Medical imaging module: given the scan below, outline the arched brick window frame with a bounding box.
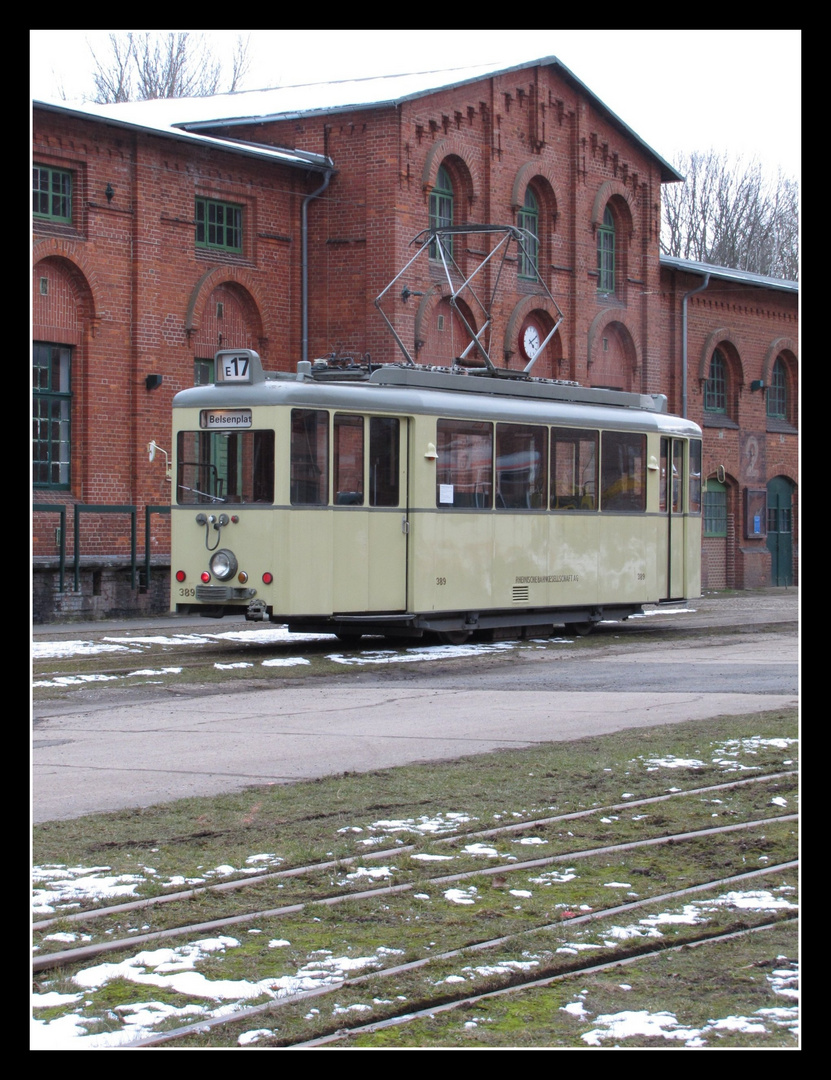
[186,267,268,349]
[503,295,564,377]
[762,337,798,427]
[511,162,558,283]
[32,241,99,496]
[698,329,744,422]
[587,307,642,391]
[422,137,481,205]
[590,181,635,302]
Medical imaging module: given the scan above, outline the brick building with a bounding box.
[32,57,798,621]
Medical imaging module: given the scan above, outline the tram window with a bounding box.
[291,409,328,505]
[436,419,493,508]
[176,430,274,505]
[495,424,547,509]
[672,440,684,513]
[550,428,597,510]
[689,440,702,514]
[369,417,400,506]
[600,431,646,512]
[334,414,364,505]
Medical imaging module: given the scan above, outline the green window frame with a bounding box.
[704,479,727,537]
[194,357,216,386]
[767,357,787,420]
[33,342,71,489]
[518,187,539,279]
[705,349,727,413]
[33,166,72,223]
[429,165,454,259]
[597,206,615,294]
[195,197,243,253]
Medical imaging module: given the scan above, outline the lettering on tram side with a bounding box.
[515,574,579,583]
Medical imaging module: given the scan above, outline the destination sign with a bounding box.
[216,353,253,382]
[200,409,252,430]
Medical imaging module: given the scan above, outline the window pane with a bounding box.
[689,440,702,513]
[704,481,727,536]
[551,427,597,510]
[429,165,453,258]
[290,409,328,505]
[33,167,71,222]
[369,417,400,506]
[177,430,274,505]
[600,431,646,512]
[334,414,364,505]
[496,424,547,509]
[518,188,539,278]
[436,419,492,507]
[705,349,727,412]
[32,342,71,488]
[767,358,787,419]
[195,198,243,252]
[597,206,615,293]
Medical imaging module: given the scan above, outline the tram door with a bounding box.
[659,437,687,600]
[332,415,409,612]
[766,476,794,586]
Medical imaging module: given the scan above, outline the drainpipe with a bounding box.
[301,168,334,365]
[681,272,710,418]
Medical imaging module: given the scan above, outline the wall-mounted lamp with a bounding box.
[401,286,425,303]
[750,379,765,392]
[105,183,114,203]
[145,374,163,391]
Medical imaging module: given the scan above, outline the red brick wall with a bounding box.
[33,111,319,559]
[33,64,798,593]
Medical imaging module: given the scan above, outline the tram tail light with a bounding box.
[262,572,273,584]
[175,570,186,583]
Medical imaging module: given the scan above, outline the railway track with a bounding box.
[33,770,799,1048]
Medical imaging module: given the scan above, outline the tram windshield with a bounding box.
[176,430,275,504]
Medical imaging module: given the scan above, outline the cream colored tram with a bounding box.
[170,350,702,642]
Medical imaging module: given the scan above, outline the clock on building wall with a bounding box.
[519,320,542,361]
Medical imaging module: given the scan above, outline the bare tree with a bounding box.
[661,151,798,281]
[89,32,251,103]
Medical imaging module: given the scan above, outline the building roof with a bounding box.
[35,57,682,182]
[660,255,798,294]
[32,99,334,173]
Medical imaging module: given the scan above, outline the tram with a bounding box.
[169,349,702,642]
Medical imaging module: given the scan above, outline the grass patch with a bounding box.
[32,708,798,1049]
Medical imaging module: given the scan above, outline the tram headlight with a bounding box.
[209,548,239,581]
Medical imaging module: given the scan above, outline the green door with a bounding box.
[766,476,793,586]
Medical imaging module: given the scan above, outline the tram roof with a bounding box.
[173,364,702,437]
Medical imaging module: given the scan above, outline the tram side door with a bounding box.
[660,437,686,600]
[332,415,409,612]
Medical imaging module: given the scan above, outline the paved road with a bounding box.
[32,590,799,822]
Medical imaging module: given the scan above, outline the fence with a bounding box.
[32,503,171,593]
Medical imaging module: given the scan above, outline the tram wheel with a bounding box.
[436,630,471,645]
[564,622,593,637]
[335,632,363,645]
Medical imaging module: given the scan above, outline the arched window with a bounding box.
[705,348,727,413]
[597,206,615,294]
[33,341,72,488]
[429,165,453,258]
[518,187,539,278]
[767,357,787,419]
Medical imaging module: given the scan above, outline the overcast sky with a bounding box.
[30,29,800,179]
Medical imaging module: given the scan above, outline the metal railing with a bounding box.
[33,503,170,593]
